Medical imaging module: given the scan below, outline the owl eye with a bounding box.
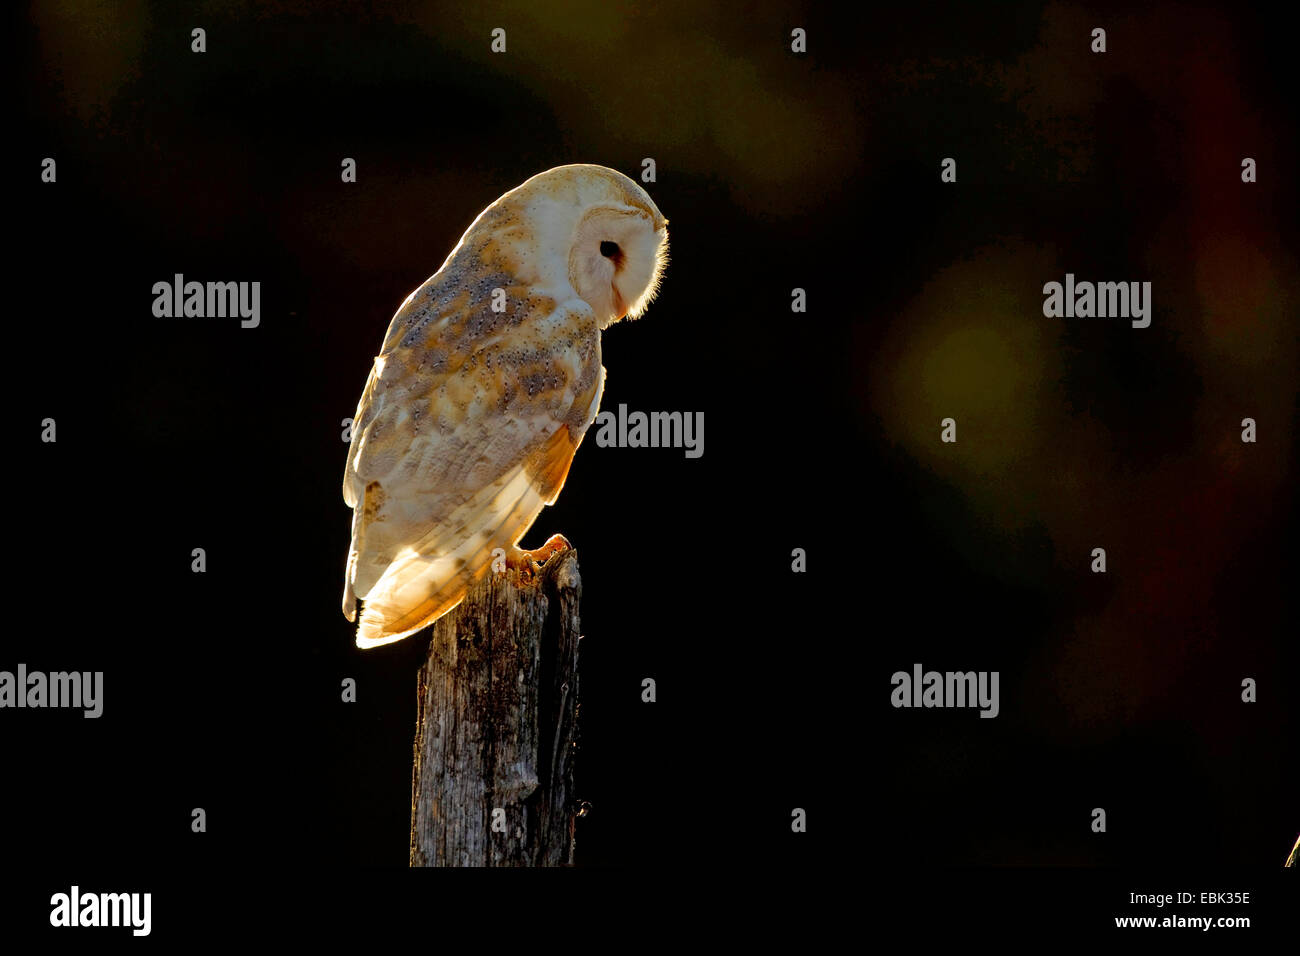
[599,241,621,260]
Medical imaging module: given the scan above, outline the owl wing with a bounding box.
[343,283,604,649]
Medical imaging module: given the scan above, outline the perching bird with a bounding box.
[342,164,668,648]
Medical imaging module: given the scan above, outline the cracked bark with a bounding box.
[409,548,582,866]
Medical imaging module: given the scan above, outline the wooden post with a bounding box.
[409,548,582,866]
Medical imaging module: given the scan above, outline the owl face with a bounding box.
[569,205,668,328]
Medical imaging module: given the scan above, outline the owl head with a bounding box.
[504,164,668,330]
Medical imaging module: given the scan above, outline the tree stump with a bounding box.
[409,548,582,866]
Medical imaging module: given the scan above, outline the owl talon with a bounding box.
[506,534,572,579]
[531,533,572,568]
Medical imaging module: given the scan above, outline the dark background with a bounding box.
[8,0,1297,931]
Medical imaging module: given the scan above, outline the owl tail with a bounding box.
[354,560,479,648]
[353,466,551,649]
[350,424,581,649]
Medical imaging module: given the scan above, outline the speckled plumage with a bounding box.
[343,165,668,648]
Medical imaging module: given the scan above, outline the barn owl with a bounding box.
[342,164,668,648]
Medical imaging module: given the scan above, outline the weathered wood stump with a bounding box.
[409,548,582,866]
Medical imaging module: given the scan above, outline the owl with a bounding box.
[342,164,668,648]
